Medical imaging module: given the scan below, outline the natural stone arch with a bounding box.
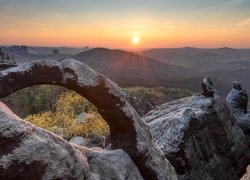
[0,58,176,180]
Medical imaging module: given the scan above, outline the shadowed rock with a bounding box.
[226,81,248,114]
[0,102,143,179]
[227,81,250,147]
[241,165,250,180]
[0,59,177,180]
[144,101,155,114]
[201,77,214,97]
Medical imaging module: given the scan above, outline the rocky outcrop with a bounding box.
[201,77,214,97]
[230,109,250,148]
[0,59,177,179]
[227,81,250,147]
[241,165,250,180]
[226,81,248,114]
[0,102,143,179]
[143,94,250,180]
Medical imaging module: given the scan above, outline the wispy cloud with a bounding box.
[194,0,241,15]
[237,18,250,27]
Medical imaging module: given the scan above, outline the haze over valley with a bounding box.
[2,45,249,96]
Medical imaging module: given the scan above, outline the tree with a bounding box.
[25,91,109,140]
[0,51,5,61]
[6,53,10,61]
[11,54,16,64]
[52,49,59,55]
[0,48,3,62]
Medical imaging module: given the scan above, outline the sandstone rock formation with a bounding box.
[69,136,87,146]
[124,93,144,116]
[241,165,250,180]
[227,81,250,147]
[143,94,250,180]
[201,77,214,97]
[0,59,177,180]
[70,134,110,149]
[0,102,143,179]
[227,81,248,114]
[144,101,155,114]
[230,108,250,148]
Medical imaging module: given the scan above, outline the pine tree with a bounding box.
[0,49,3,63]
[1,51,5,61]
[6,53,10,61]
[11,54,16,64]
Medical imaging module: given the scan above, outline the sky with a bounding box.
[0,0,250,48]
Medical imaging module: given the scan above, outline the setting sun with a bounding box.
[132,37,140,45]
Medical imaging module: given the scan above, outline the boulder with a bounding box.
[201,77,214,97]
[226,81,248,114]
[143,94,250,180]
[69,136,87,146]
[0,59,177,179]
[0,102,143,179]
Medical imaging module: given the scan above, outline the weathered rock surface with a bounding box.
[227,81,250,147]
[230,109,250,148]
[144,101,155,115]
[143,94,250,180]
[0,59,177,179]
[201,77,214,97]
[124,93,144,116]
[0,102,143,179]
[70,135,110,149]
[226,81,248,114]
[69,136,87,146]
[241,165,250,180]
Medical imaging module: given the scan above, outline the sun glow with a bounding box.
[132,36,140,45]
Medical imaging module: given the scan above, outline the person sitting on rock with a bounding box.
[226,81,248,113]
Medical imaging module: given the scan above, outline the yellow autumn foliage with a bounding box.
[25,91,109,139]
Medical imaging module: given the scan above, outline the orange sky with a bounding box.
[1,0,250,48]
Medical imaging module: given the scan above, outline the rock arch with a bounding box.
[0,58,176,180]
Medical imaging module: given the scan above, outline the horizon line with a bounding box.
[1,44,250,50]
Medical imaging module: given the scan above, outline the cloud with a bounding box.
[195,0,241,15]
[237,18,250,27]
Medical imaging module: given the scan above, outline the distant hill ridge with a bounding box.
[74,47,199,87]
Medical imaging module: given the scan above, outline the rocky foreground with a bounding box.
[0,102,144,179]
[0,59,250,180]
[144,94,250,179]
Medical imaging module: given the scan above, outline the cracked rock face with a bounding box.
[0,59,177,180]
[143,94,250,180]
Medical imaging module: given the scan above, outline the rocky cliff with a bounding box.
[144,94,250,180]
